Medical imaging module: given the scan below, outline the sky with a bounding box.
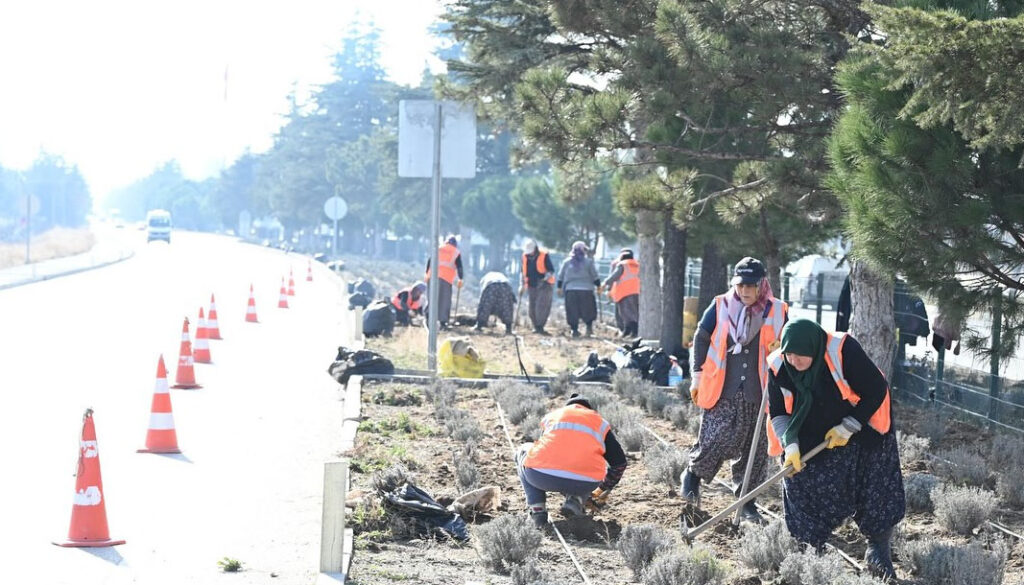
[0,0,445,202]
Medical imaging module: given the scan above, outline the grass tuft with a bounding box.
[475,514,543,574]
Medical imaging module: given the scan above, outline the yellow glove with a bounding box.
[783,444,804,475]
[585,488,610,513]
[457,279,464,289]
[824,418,858,449]
[557,288,564,298]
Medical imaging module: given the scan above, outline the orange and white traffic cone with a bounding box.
[193,307,211,364]
[306,260,313,282]
[138,355,181,454]
[54,409,126,547]
[207,293,222,339]
[172,317,202,389]
[288,268,296,297]
[277,277,289,309]
[246,284,259,323]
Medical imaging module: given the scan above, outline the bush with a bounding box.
[455,458,480,493]
[644,388,672,417]
[443,410,484,444]
[601,401,642,430]
[935,445,990,487]
[372,464,415,494]
[996,472,1024,508]
[989,436,1024,469]
[664,405,690,430]
[904,473,939,512]
[510,558,543,585]
[612,369,651,406]
[492,380,546,425]
[896,431,930,465]
[476,514,543,573]
[585,387,617,411]
[932,484,997,535]
[736,519,799,577]
[617,524,674,580]
[642,545,727,585]
[519,412,543,441]
[547,370,573,397]
[778,549,844,585]
[917,408,947,444]
[426,380,457,410]
[905,538,1007,585]
[617,419,650,452]
[645,444,689,491]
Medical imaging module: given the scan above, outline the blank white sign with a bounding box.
[398,100,476,178]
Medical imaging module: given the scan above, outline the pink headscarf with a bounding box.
[725,278,774,353]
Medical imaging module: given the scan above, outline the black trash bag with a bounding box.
[573,351,618,383]
[347,277,376,298]
[646,348,671,386]
[382,482,469,542]
[327,346,395,384]
[348,291,372,310]
[362,300,396,338]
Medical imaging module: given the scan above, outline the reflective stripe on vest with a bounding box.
[523,251,555,285]
[524,405,609,482]
[764,333,892,456]
[610,259,640,302]
[695,296,787,410]
[427,244,460,284]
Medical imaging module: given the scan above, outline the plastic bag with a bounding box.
[382,482,469,542]
[438,337,485,378]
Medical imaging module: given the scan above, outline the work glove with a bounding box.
[519,284,526,295]
[824,417,861,449]
[596,285,604,295]
[457,279,464,289]
[557,288,564,298]
[585,488,610,513]
[783,443,804,475]
[689,373,701,403]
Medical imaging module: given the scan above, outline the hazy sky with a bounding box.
[0,0,445,201]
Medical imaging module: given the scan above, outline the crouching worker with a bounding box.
[767,319,904,581]
[391,282,427,326]
[473,271,517,334]
[516,394,627,529]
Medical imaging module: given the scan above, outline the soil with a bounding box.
[343,380,1024,585]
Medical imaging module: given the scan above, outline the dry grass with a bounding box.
[0,227,95,268]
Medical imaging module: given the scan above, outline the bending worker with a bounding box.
[473,271,517,335]
[391,282,426,326]
[520,239,556,335]
[602,248,640,338]
[424,235,464,329]
[767,318,904,580]
[683,257,787,524]
[516,394,627,528]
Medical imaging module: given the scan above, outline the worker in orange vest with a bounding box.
[602,248,640,337]
[391,282,427,326]
[683,257,787,524]
[767,318,902,580]
[424,235,464,329]
[520,239,556,335]
[516,394,628,528]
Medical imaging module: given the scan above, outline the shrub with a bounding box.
[617,419,650,452]
[737,519,799,577]
[547,370,573,397]
[904,473,939,512]
[372,464,415,494]
[932,484,997,535]
[989,436,1024,469]
[778,549,844,585]
[896,431,930,465]
[585,387,617,411]
[476,514,543,573]
[645,444,689,491]
[935,445,990,487]
[642,545,728,585]
[510,558,543,585]
[519,412,543,441]
[612,369,651,406]
[443,410,484,444]
[426,380,457,410]
[617,524,674,580]
[493,381,546,425]
[917,408,947,444]
[601,401,642,430]
[996,472,1024,508]
[645,388,672,417]
[905,538,1007,585]
[664,405,691,430]
[455,458,479,493]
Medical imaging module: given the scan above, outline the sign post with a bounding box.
[323,196,348,258]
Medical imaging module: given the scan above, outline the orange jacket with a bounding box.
[391,289,421,312]
[764,332,893,456]
[522,251,555,286]
[609,259,640,302]
[695,295,787,410]
[524,404,609,482]
[426,243,460,285]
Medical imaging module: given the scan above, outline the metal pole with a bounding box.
[783,273,790,305]
[333,217,339,259]
[426,102,443,371]
[989,291,1002,421]
[815,273,824,324]
[25,192,31,264]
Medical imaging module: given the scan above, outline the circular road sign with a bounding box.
[323,196,348,221]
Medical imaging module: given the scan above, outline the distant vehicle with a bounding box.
[146,209,172,243]
[786,254,848,309]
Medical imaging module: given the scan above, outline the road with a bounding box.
[0,230,353,584]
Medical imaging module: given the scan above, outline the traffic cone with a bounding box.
[277,277,289,309]
[207,293,222,339]
[306,260,313,282]
[138,355,181,454]
[288,268,296,297]
[194,307,211,364]
[54,409,126,547]
[246,284,259,323]
[172,317,202,389]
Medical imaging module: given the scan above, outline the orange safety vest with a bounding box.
[391,289,421,312]
[764,332,893,456]
[695,295,788,410]
[522,251,555,285]
[524,404,610,482]
[610,259,640,302]
[426,243,460,285]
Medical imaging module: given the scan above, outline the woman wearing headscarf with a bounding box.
[473,271,517,334]
[391,282,427,326]
[766,318,904,580]
[557,241,600,337]
[682,257,787,524]
[602,248,640,337]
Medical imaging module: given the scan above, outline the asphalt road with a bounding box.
[0,230,353,584]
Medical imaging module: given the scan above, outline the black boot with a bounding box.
[864,528,897,581]
[505,322,513,334]
[739,499,766,525]
[529,508,548,529]
[681,468,701,503]
[571,327,581,338]
[585,322,593,337]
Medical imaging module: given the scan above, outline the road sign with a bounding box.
[398,100,476,178]
[323,196,348,221]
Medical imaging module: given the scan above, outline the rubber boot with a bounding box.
[571,327,581,338]
[505,322,513,335]
[739,499,766,525]
[681,468,701,503]
[529,506,549,529]
[585,323,593,337]
[559,495,585,517]
[864,528,897,581]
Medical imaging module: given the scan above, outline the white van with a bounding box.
[786,254,848,308]
[146,209,172,243]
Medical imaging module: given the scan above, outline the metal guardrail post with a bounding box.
[815,273,824,324]
[989,293,1002,421]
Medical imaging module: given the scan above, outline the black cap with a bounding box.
[731,257,766,285]
[565,393,593,410]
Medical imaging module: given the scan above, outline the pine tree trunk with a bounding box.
[699,241,726,314]
[849,260,896,376]
[661,220,687,356]
[636,209,663,340]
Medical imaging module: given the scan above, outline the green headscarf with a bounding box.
[779,318,828,446]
